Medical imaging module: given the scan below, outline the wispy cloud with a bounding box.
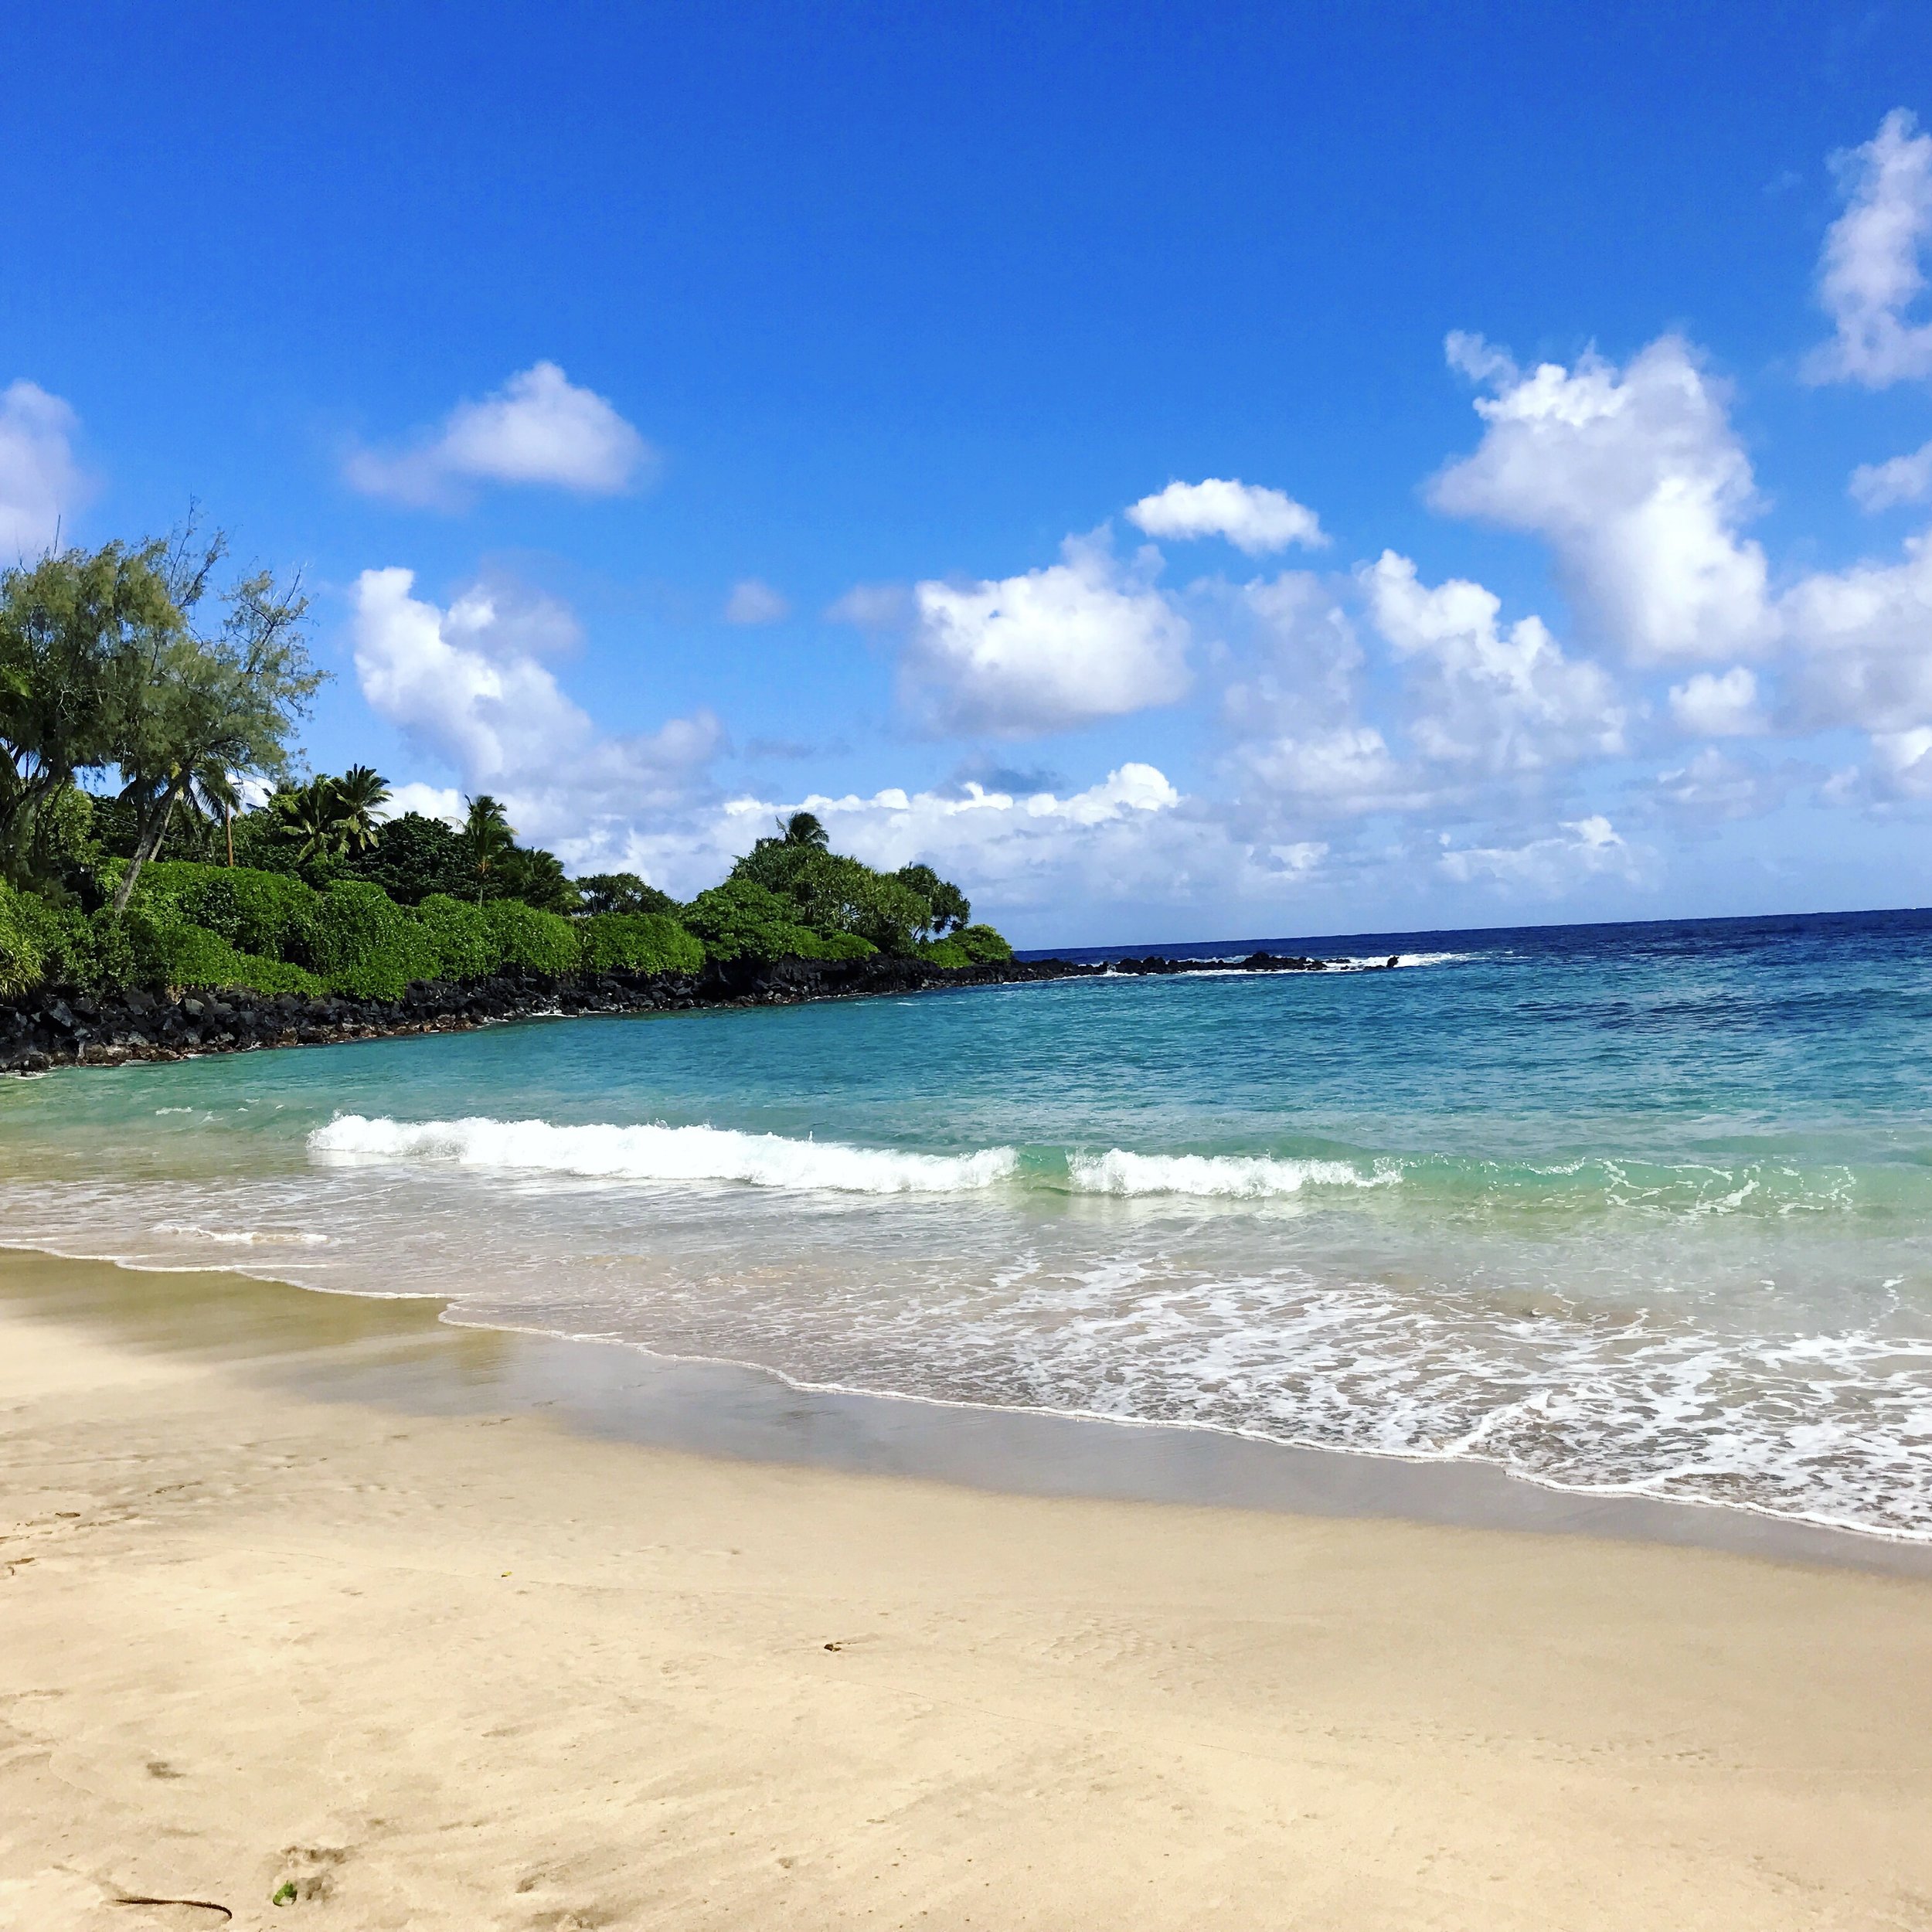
[0,379,87,559]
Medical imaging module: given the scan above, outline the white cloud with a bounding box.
[345,362,652,509]
[1363,551,1627,772]
[1437,814,1639,891]
[379,782,465,825]
[1649,747,1789,820]
[1443,329,1519,386]
[1430,335,1771,662]
[1234,724,1421,813]
[0,379,87,559]
[825,582,912,629]
[1668,666,1764,737]
[1850,440,1932,511]
[1805,110,1932,389]
[1126,478,1328,554]
[1212,572,1362,733]
[1869,727,1932,799]
[612,762,1203,911]
[1779,529,1932,734]
[903,532,1192,736]
[723,578,790,624]
[350,566,720,859]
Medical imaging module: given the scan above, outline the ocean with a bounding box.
[3,907,1930,1541]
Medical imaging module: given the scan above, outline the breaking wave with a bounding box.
[1066,1151,1398,1197]
[308,1114,1020,1194]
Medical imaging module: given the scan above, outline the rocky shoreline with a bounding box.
[0,947,1367,1075]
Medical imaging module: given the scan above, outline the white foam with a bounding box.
[1336,950,1473,970]
[1066,1150,1398,1197]
[308,1115,1020,1195]
[151,1222,331,1247]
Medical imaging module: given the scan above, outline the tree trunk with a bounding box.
[225,801,234,867]
[111,777,187,916]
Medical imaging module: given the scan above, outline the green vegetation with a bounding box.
[0,532,1012,1001]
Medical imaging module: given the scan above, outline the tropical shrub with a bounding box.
[134,861,321,964]
[157,920,325,995]
[730,844,933,953]
[0,882,91,995]
[415,894,499,981]
[798,930,876,961]
[308,881,439,1000]
[577,872,679,917]
[954,923,1014,963]
[491,845,579,913]
[341,812,471,905]
[577,911,704,975]
[916,939,973,969]
[681,878,821,964]
[481,897,581,976]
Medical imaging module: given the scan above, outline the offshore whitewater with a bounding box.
[2,909,1930,1540]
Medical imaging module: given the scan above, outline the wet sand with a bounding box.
[4,1248,1930,1929]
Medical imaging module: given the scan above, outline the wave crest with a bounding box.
[1066,1150,1396,1198]
[308,1115,1020,1195]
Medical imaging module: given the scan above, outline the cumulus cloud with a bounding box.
[611,762,1207,912]
[1775,529,1932,740]
[1805,110,1932,389]
[1363,551,1628,772]
[350,567,720,859]
[1233,724,1423,815]
[1212,572,1363,733]
[345,362,653,509]
[723,578,790,624]
[1868,727,1932,799]
[379,781,465,825]
[1437,814,1639,892]
[1850,440,1932,511]
[1648,747,1791,820]
[1668,666,1765,737]
[1430,335,1771,662]
[903,531,1192,736]
[1126,478,1328,554]
[0,379,87,559]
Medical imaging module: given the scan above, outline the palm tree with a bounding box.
[270,776,352,866]
[463,794,515,903]
[117,752,240,869]
[332,764,390,855]
[781,809,829,849]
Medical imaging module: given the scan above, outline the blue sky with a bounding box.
[4,2,1931,944]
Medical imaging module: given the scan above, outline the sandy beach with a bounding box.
[3,1252,1931,1931]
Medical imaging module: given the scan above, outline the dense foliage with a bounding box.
[0,537,1012,999]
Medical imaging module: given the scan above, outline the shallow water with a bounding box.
[3,907,1930,1539]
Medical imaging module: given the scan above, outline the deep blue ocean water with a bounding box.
[2,907,1929,1537]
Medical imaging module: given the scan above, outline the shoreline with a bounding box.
[0,945,1366,1077]
[4,1243,1931,1928]
[7,1242,1929,1576]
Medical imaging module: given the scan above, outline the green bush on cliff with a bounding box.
[680,878,822,964]
[795,930,876,962]
[307,881,440,1000]
[481,897,582,976]
[131,862,321,964]
[415,894,498,981]
[953,923,1014,964]
[0,883,91,996]
[578,910,704,976]
[915,939,974,969]
[153,920,325,996]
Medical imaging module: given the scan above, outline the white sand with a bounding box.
[3,1267,1930,1930]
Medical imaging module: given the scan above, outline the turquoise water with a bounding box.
[3,909,1930,1536]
